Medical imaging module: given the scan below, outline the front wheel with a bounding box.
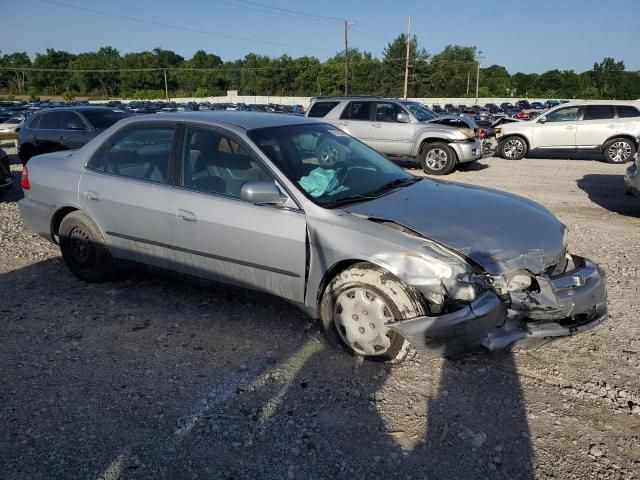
[59,211,116,283]
[320,263,428,364]
[499,136,528,160]
[603,138,636,164]
[419,142,457,175]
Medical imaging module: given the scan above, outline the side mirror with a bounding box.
[538,116,547,124]
[68,122,87,130]
[241,181,287,205]
[396,112,411,123]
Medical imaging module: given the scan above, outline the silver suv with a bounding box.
[306,96,482,175]
[495,101,640,163]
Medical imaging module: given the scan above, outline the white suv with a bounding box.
[495,101,640,163]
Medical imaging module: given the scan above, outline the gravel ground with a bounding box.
[1,154,639,480]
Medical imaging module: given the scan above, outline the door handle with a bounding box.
[372,123,381,128]
[177,209,197,223]
[565,126,576,130]
[339,121,349,126]
[84,190,100,201]
[607,124,616,128]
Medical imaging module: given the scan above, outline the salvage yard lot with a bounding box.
[1,155,639,479]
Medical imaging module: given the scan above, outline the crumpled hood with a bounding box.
[345,179,566,275]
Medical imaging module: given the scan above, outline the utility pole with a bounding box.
[403,16,412,99]
[163,68,169,101]
[344,20,349,96]
[474,50,484,106]
[466,71,470,96]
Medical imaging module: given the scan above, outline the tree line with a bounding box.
[1,35,638,100]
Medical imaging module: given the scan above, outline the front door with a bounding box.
[368,102,415,155]
[169,126,307,303]
[532,106,580,149]
[78,123,177,269]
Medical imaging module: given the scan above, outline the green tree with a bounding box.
[31,48,76,95]
[592,57,625,98]
[380,34,429,97]
[0,52,32,93]
[423,45,476,97]
[68,46,120,96]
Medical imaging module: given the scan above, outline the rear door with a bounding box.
[531,106,580,148]
[335,101,373,144]
[368,101,415,155]
[575,104,617,148]
[169,125,307,302]
[35,111,64,154]
[79,123,177,269]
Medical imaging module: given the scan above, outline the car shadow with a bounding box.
[388,156,491,173]
[1,257,535,479]
[577,174,640,218]
[526,150,606,161]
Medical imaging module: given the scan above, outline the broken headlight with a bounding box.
[442,273,490,302]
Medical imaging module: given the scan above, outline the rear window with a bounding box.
[307,102,339,118]
[617,105,640,118]
[583,105,615,121]
[81,109,128,129]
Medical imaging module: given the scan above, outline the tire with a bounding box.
[419,142,457,175]
[18,144,35,165]
[319,263,428,364]
[316,138,347,167]
[603,138,636,164]
[499,136,528,160]
[59,211,116,283]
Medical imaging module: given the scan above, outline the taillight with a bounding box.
[21,165,30,190]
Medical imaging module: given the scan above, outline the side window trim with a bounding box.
[84,122,179,187]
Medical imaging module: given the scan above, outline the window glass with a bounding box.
[60,111,86,130]
[544,107,579,123]
[402,102,436,121]
[87,143,108,171]
[340,101,372,121]
[583,105,614,121]
[307,101,339,118]
[27,114,41,129]
[106,126,175,183]
[374,102,404,122]
[182,128,272,197]
[248,123,415,208]
[39,112,62,129]
[82,109,128,129]
[617,106,640,118]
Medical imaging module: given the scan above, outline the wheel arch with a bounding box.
[501,133,530,150]
[601,134,637,152]
[417,137,455,155]
[50,206,79,244]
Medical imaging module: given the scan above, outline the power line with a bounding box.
[208,0,343,23]
[37,0,337,53]
[227,0,346,22]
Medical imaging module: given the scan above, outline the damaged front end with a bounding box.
[386,249,607,358]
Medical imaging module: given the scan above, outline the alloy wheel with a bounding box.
[503,138,525,159]
[608,141,632,163]
[425,148,449,170]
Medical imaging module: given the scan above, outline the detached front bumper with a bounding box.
[387,255,607,357]
[449,139,482,164]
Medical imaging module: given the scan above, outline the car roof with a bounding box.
[556,100,640,107]
[117,111,318,130]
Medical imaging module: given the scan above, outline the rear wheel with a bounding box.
[603,138,635,164]
[499,136,528,160]
[320,263,428,364]
[419,142,457,175]
[59,211,116,282]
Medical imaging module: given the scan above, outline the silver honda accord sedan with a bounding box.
[19,112,607,362]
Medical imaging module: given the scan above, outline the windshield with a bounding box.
[402,102,437,121]
[247,123,416,207]
[81,109,128,129]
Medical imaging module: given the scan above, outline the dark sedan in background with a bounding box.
[18,107,129,164]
